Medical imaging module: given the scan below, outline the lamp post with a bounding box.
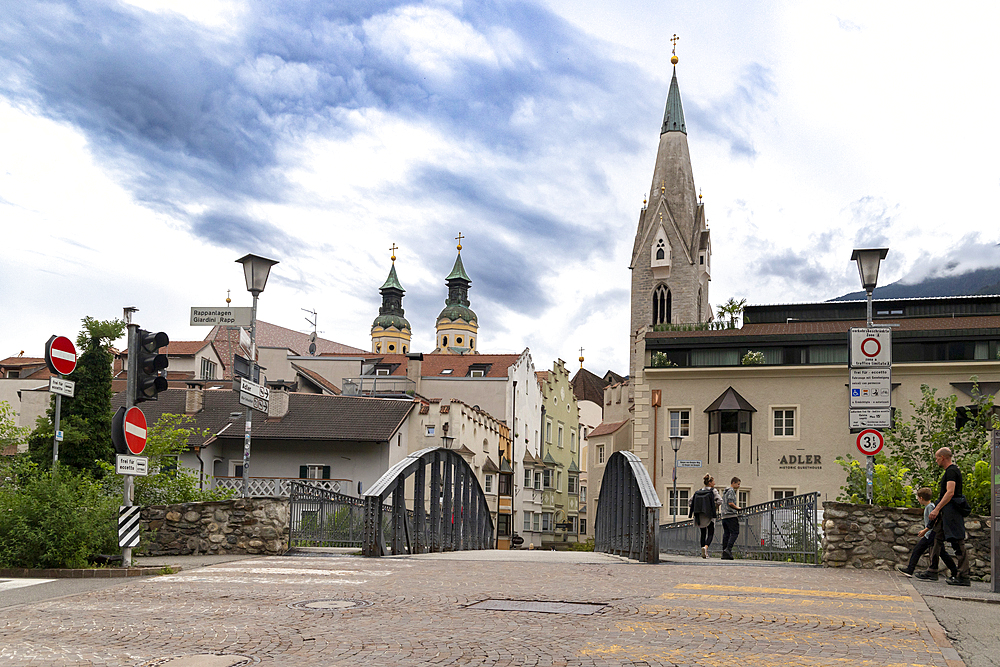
[236,253,279,499]
[851,247,888,504]
[670,436,682,523]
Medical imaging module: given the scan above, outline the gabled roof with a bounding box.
[483,457,499,473]
[571,367,608,405]
[499,457,513,473]
[542,451,557,465]
[568,460,580,473]
[163,341,213,357]
[704,386,756,413]
[522,450,542,465]
[291,363,341,395]
[0,357,52,380]
[589,419,629,438]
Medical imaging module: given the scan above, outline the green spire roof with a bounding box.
[446,251,471,282]
[380,263,404,291]
[660,66,686,135]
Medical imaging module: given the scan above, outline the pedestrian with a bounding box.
[689,474,723,558]
[720,477,741,560]
[915,447,971,586]
[895,487,956,577]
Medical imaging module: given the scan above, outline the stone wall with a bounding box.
[822,501,992,581]
[139,498,289,556]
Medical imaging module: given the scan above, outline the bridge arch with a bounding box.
[594,451,661,563]
[362,446,494,557]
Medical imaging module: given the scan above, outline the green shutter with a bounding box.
[322,466,331,479]
[299,466,308,479]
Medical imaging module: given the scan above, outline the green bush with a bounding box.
[0,459,118,568]
[835,453,914,507]
[569,537,595,552]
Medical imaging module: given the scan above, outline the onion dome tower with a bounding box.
[434,233,479,355]
[371,245,411,355]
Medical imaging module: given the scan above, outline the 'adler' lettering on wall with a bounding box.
[778,454,822,470]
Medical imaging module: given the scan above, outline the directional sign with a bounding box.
[239,391,269,413]
[45,335,78,375]
[850,367,891,408]
[849,409,892,429]
[49,376,75,398]
[677,460,703,468]
[116,454,149,476]
[856,429,884,456]
[123,407,148,455]
[238,377,269,400]
[190,306,253,327]
[850,328,892,368]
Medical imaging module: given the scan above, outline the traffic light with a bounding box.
[132,329,169,404]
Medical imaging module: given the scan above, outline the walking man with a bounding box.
[895,487,956,577]
[915,447,971,586]
[720,477,741,560]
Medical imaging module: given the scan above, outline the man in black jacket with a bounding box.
[915,447,971,586]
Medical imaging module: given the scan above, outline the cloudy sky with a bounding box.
[2,0,999,377]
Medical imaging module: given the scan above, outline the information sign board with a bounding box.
[850,367,891,408]
[190,307,253,327]
[116,454,148,476]
[849,409,892,429]
[677,460,702,468]
[238,377,269,400]
[850,328,892,368]
[49,377,75,398]
[239,391,269,413]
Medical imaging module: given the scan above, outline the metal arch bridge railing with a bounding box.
[594,451,662,563]
[288,481,391,548]
[658,492,822,563]
[362,446,495,557]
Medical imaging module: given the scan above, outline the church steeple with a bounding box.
[435,233,479,355]
[660,67,686,134]
[371,244,411,355]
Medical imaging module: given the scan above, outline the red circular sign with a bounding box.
[861,337,882,358]
[856,428,883,456]
[46,335,78,375]
[123,407,148,455]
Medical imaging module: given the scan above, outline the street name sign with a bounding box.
[849,409,892,429]
[849,367,891,408]
[190,307,253,327]
[116,454,148,476]
[856,429,884,456]
[123,406,148,455]
[239,391,269,413]
[677,460,703,468]
[850,328,892,368]
[45,335,77,375]
[238,377,269,400]
[49,376,75,398]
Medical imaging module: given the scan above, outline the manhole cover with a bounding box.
[289,599,373,610]
[468,599,606,615]
[137,654,257,666]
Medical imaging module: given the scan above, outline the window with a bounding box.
[556,471,562,491]
[387,344,395,352]
[669,409,690,437]
[534,471,542,489]
[425,425,435,436]
[580,486,587,503]
[773,489,796,500]
[568,475,578,494]
[652,286,671,325]
[738,490,750,508]
[484,475,494,493]
[524,512,532,532]
[200,358,217,380]
[304,464,328,479]
[558,425,564,448]
[570,432,576,452]
[524,468,533,488]
[376,368,390,376]
[442,336,448,347]
[456,336,463,345]
[668,489,690,517]
[580,519,587,535]
[231,462,244,478]
[470,369,484,377]
[533,513,540,531]
[483,438,489,452]
[773,408,796,437]
[545,420,552,443]
[470,338,474,349]
[498,474,511,495]
[543,469,553,488]
[542,512,553,532]
[440,369,453,375]
[496,514,511,536]
[597,445,605,464]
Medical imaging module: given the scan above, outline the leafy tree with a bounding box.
[28,316,125,476]
[716,297,747,328]
[835,453,914,507]
[0,400,29,454]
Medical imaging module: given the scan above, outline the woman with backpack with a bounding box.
[689,474,723,558]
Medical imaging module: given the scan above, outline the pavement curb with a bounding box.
[0,566,181,579]
[903,578,967,667]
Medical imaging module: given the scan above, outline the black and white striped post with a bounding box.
[118,505,141,548]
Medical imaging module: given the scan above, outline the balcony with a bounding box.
[341,376,416,398]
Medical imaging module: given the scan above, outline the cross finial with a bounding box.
[226,289,231,305]
[578,347,585,369]
[456,232,464,251]
[390,243,398,262]
[670,34,679,65]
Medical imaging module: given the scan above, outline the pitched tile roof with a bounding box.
[571,367,608,405]
[589,419,629,438]
[291,363,341,395]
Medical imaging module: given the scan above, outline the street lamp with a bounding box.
[850,247,888,505]
[670,435,682,523]
[236,253,279,498]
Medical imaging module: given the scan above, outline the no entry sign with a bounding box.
[45,335,78,376]
[856,428,884,456]
[123,407,148,455]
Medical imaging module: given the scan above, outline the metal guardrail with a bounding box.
[594,451,662,563]
[659,492,821,563]
[341,376,415,397]
[288,482,397,548]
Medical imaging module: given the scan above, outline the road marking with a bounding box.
[673,583,910,602]
[0,579,54,592]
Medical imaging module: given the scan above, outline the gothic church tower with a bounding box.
[629,47,711,376]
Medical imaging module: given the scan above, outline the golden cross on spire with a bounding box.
[578,347,585,369]
[456,232,464,251]
[670,34,679,65]
[390,243,398,262]
[226,289,231,305]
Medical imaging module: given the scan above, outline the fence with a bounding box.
[289,482,394,548]
[659,492,821,563]
[594,451,661,563]
[216,477,350,497]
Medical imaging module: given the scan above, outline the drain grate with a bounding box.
[468,599,606,615]
[289,598,373,610]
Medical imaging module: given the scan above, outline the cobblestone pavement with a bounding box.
[0,552,965,666]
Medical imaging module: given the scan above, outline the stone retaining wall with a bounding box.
[821,501,992,581]
[139,498,289,556]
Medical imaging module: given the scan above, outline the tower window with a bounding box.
[388,344,395,351]
[470,339,474,348]
[656,247,665,260]
[403,346,407,353]
[375,343,381,353]
[652,286,671,325]
[442,336,448,347]
[456,336,463,345]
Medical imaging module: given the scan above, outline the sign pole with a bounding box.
[992,429,999,594]
[242,291,259,498]
[52,385,62,469]
[122,317,138,566]
[865,288,874,504]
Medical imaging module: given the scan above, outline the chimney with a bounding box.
[185,381,205,415]
[406,352,423,395]
[267,383,290,419]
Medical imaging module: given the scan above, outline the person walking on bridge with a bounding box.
[720,477,741,560]
[915,447,971,586]
[689,474,722,558]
